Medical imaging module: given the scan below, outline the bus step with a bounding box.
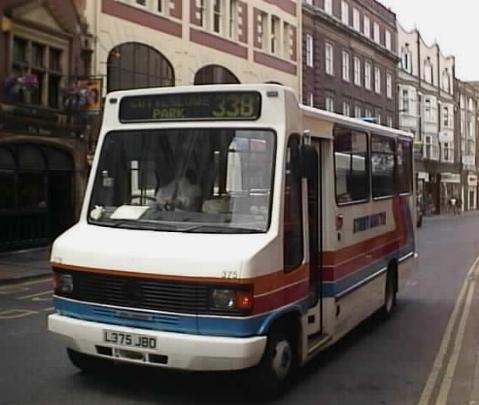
[307,333,332,355]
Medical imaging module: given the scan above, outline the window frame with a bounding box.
[283,134,304,273]
[333,125,371,206]
[371,133,396,200]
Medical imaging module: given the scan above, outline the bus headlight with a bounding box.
[54,273,74,294]
[210,288,254,312]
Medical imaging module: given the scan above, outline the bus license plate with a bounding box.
[103,330,157,349]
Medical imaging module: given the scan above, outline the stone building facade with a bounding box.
[80,0,302,95]
[302,0,398,127]
[455,80,478,211]
[397,23,457,214]
[0,0,92,251]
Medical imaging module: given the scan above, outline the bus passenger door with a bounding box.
[302,141,322,336]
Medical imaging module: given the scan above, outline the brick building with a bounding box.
[302,0,398,127]
[0,0,92,251]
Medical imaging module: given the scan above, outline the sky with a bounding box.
[380,0,479,81]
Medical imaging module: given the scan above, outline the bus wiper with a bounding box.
[181,224,262,234]
[92,219,181,231]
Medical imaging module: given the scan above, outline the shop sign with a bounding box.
[468,175,478,187]
[417,172,429,181]
[440,172,460,183]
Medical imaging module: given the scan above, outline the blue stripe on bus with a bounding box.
[53,296,309,337]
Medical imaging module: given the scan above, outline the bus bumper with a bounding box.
[48,314,267,371]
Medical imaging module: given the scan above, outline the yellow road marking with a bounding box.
[0,309,38,319]
[0,278,50,294]
[436,281,476,404]
[18,290,52,300]
[418,255,479,405]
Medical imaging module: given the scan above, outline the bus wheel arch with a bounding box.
[250,312,302,399]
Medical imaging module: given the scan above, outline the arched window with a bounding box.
[194,65,240,85]
[107,43,174,92]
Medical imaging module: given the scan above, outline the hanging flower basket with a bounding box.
[3,73,39,99]
[62,81,94,112]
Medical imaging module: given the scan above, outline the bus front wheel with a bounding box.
[67,348,102,373]
[249,325,296,399]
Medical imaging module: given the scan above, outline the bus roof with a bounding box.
[301,105,414,139]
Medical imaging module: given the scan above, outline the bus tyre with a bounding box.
[381,268,397,319]
[67,348,100,373]
[250,326,296,400]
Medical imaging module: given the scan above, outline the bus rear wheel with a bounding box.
[249,325,296,400]
[381,267,397,319]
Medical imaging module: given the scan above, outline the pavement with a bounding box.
[0,246,51,285]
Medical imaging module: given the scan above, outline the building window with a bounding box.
[308,93,314,107]
[324,0,332,15]
[334,127,370,204]
[374,66,381,94]
[341,1,349,25]
[401,46,411,73]
[387,116,393,127]
[442,69,450,93]
[354,56,361,86]
[213,0,222,33]
[355,105,362,117]
[325,42,334,75]
[424,58,433,84]
[386,73,392,99]
[10,36,64,108]
[107,42,175,91]
[270,16,280,54]
[371,134,395,198]
[444,142,450,161]
[424,98,435,122]
[373,22,380,43]
[306,34,314,67]
[197,0,206,27]
[363,15,370,38]
[325,96,335,112]
[343,101,350,116]
[385,30,391,50]
[365,108,372,118]
[255,10,266,50]
[365,61,371,90]
[228,0,238,39]
[401,89,410,114]
[194,64,239,85]
[342,50,350,82]
[353,8,360,31]
[443,106,449,127]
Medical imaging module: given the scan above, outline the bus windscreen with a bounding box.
[119,91,261,122]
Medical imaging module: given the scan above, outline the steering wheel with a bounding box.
[129,195,156,205]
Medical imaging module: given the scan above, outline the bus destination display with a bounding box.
[119,91,261,122]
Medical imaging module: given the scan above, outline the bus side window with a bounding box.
[396,139,413,194]
[284,135,303,272]
[333,126,369,204]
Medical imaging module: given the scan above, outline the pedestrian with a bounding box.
[449,196,457,215]
[457,197,462,215]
